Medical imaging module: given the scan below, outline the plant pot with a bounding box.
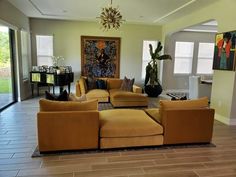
[145,84,163,97]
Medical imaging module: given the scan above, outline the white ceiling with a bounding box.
[183,20,218,33]
[8,0,218,25]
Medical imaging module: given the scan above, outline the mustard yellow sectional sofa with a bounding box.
[76,77,148,107]
[37,97,214,152]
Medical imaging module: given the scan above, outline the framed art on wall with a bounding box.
[81,36,120,78]
[213,30,236,71]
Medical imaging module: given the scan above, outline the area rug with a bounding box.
[166,92,188,99]
[98,102,114,111]
[98,103,155,111]
[32,143,215,158]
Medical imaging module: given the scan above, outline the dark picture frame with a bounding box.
[81,36,120,78]
[213,30,236,71]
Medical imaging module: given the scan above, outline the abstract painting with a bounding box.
[81,36,120,78]
[213,30,236,71]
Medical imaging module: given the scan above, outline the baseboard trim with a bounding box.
[230,118,236,125]
[214,113,236,125]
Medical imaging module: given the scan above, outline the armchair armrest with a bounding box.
[133,85,142,93]
[37,111,99,152]
[162,108,214,145]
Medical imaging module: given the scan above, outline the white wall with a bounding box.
[163,0,236,125]
[163,31,215,90]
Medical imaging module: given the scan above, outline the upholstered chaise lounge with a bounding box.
[76,77,148,107]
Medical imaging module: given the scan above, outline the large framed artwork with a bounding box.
[81,36,120,78]
[213,30,236,71]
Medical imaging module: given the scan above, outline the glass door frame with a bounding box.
[0,27,17,112]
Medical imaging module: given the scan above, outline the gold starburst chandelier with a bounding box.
[98,0,125,30]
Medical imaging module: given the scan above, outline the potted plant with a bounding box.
[144,42,172,97]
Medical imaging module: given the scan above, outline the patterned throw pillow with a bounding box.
[45,90,68,101]
[120,76,135,92]
[87,76,97,90]
[96,79,107,89]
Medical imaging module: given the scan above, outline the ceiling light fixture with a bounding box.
[98,0,125,30]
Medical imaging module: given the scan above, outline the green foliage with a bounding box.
[0,32,10,64]
[144,42,172,86]
[0,78,12,93]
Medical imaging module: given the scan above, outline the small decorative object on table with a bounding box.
[51,56,65,74]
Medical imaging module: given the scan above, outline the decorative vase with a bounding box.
[56,69,60,75]
[145,84,163,97]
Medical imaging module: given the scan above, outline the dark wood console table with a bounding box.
[30,72,74,96]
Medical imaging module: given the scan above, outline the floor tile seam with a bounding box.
[202,159,236,166]
[90,160,156,170]
[195,166,236,174]
[41,156,108,164]
[191,170,201,177]
[142,162,208,170]
[143,169,203,175]
[15,169,20,177]
[69,167,144,175]
[153,160,213,166]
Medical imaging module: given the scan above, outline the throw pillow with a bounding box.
[79,77,87,94]
[68,93,87,102]
[45,90,68,101]
[87,76,97,90]
[96,79,107,89]
[120,76,135,91]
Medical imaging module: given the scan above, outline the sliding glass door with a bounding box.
[0,25,16,111]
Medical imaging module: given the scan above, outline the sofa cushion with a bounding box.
[100,109,163,138]
[145,108,161,123]
[68,93,87,102]
[107,79,123,89]
[87,76,97,90]
[120,76,135,91]
[79,77,87,94]
[86,89,109,102]
[96,79,107,89]
[39,99,98,112]
[109,89,147,101]
[159,97,209,122]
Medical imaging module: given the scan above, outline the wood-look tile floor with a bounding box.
[0,97,236,177]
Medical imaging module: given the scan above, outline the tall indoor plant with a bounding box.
[144,42,172,97]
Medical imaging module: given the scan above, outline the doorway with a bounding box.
[0,25,16,111]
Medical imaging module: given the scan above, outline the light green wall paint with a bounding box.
[30,19,162,83]
[211,71,234,117]
[162,0,236,125]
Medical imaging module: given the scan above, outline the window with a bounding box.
[21,31,30,79]
[36,35,53,66]
[142,40,158,79]
[174,42,194,74]
[196,42,214,74]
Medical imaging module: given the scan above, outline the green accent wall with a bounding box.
[30,19,162,84]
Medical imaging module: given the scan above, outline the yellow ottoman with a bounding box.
[99,109,163,149]
[109,89,148,107]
